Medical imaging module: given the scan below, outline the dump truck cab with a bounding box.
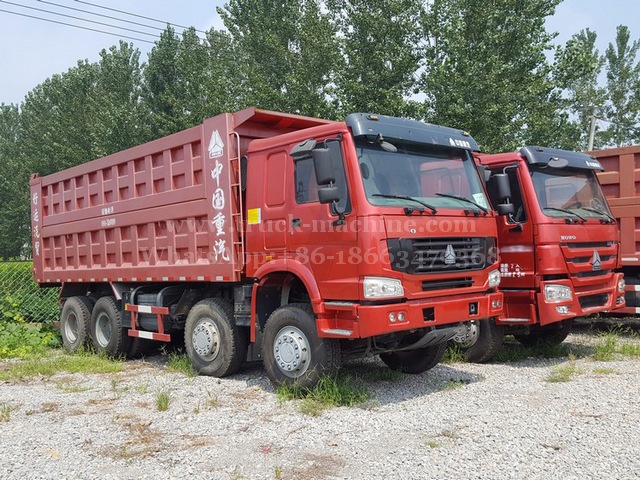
[245,113,503,369]
[477,146,624,347]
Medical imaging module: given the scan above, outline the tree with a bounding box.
[553,29,607,149]
[603,25,640,147]
[218,0,341,118]
[92,41,149,155]
[421,0,566,153]
[142,27,188,137]
[0,103,29,258]
[327,0,424,118]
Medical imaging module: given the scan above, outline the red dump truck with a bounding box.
[30,108,503,387]
[591,144,640,315]
[456,146,624,361]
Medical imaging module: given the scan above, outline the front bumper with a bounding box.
[316,291,503,339]
[534,273,624,326]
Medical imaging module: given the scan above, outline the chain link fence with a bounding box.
[0,261,59,324]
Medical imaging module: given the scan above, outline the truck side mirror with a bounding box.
[311,147,336,185]
[493,173,512,201]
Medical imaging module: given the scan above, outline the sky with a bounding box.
[0,0,638,106]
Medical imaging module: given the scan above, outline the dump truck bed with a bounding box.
[30,108,332,285]
[593,145,640,265]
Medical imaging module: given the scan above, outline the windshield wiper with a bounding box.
[435,193,488,216]
[580,206,615,223]
[372,194,438,214]
[543,207,586,223]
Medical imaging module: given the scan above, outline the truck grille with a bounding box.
[387,237,495,274]
[579,293,609,309]
[422,277,473,291]
[561,241,617,280]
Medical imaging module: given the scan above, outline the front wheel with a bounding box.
[262,304,340,388]
[514,319,573,348]
[380,343,447,374]
[184,298,246,377]
[451,319,504,363]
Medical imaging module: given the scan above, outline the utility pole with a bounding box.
[587,106,597,151]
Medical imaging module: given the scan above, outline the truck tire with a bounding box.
[514,319,573,348]
[379,342,447,374]
[451,319,504,363]
[90,296,131,357]
[262,304,340,388]
[60,296,94,353]
[184,298,246,377]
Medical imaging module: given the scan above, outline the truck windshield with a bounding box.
[356,139,489,213]
[530,167,613,220]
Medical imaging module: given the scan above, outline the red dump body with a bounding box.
[30,108,332,285]
[592,144,640,314]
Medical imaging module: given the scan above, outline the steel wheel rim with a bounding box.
[95,311,112,347]
[192,319,221,361]
[64,311,79,343]
[452,320,479,348]
[273,326,311,378]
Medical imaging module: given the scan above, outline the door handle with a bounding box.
[291,218,301,227]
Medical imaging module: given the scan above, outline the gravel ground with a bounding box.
[1,326,639,480]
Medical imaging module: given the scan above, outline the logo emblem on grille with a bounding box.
[444,244,456,265]
[591,251,601,271]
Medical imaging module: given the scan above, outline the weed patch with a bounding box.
[276,374,369,416]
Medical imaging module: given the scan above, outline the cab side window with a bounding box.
[486,167,527,223]
[294,141,351,214]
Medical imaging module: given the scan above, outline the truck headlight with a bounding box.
[488,269,501,288]
[363,277,404,299]
[618,278,626,293]
[544,284,572,303]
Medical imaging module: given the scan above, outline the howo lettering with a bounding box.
[30,108,503,388]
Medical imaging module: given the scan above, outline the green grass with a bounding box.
[276,374,369,416]
[155,390,171,411]
[592,332,618,361]
[425,440,440,449]
[442,379,468,391]
[494,341,578,363]
[0,403,12,422]
[166,351,196,377]
[441,344,467,364]
[0,349,123,381]
[592,367,619,375]
[545,357,583,383]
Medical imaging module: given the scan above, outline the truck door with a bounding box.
[486,165,536,320]
[288,138,359,300]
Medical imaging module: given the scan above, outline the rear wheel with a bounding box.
[262,304,340,388]
[451,319,504,363]
[514,319,573,348]
[380,342,447,374]
[184,298,246,377]
[90,296,130,357]
[60,296,94,352]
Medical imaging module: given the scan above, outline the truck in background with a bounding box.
[591,144,640,315]
[452,146,624,362]
[31,108,503,388]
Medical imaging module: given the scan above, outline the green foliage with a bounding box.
[545,357,583,382]
[0,320,59,359]
[0,262,59,324]
[603,25,640,147]
[276,374,369,415]
[422,0,566,153]
[0,349,123,381]
[166,351,196,377]
[155,390,171,411]
[327,0,424,118]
